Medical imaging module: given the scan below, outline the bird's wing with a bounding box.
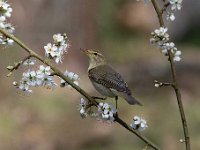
[88,65,131,94]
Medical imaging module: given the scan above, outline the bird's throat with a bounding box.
[88,58,106,70]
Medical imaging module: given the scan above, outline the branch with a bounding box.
[0,28,160,150]
[151,0,164,26]
[154,80,174,88]
[161,2,170,14]
[115,116,159,150]
[151,1,191,150]
[6,54,32,75]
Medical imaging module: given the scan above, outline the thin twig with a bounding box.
[7,55,32,72]
[154,80,174,88]
[161,2,170,14]
[115,116,159,150]
[151,0,190,150]
[0,28,160,150]
[151,0,164,26]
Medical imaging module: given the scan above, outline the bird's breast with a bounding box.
[91,82,116,97]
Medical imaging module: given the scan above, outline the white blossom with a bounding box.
[0,16,6,22]
[44,43,58,57]
[4,23,15,33]
[24,70,38,86]
[19,81,32,93]
[173,50,181,61]
[40,75,56,87]
[60,70,79,88]
[7,38,13,45]
[12,81,17,86]
[166,13,175,21]
[23,58,36,66]
[79,98,88,118]
[36,65,56,87]
[150,27,169,46]
[19,71,32,93]
[161,42,175,54]
[169,0,183,10]
[0,1,15,45]
[0,1,13,18]
[44,33,69,64]
[98,102,117,122]
[154,83,160,88]
[36,65,51,78]
[154,80,163,88]
[53,33,64,43]
[130,116,148,132]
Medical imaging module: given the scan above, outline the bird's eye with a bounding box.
[94,52,98,56]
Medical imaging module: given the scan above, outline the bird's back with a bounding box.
[88,65,131,95]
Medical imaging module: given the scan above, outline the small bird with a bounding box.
[84,49,142,106]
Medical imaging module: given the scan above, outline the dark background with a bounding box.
[0,0,200,149]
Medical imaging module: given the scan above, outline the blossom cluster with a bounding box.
[78,99,148,130]
[60,70,79,88]
[44,33,69,64]
[0,0,14,45]
[8,30,78,93]
[130,116,148,132]
[23,58,36,66]
[169,0,183,11]
[15,65,56,93]
[97,102,117,122]
[136,0,183,22]
[150,27,181,61]
[79,98,88,118]
[78,100,117,122]
[166,0,183,22]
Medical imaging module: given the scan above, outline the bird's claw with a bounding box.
[92,96,107,100]
[114,112,118,120]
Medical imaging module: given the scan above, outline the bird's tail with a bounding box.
[126,95,143,106]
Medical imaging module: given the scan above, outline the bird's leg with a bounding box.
[115,96,118,109]
[92,96,107,100]
[114,96,119,118]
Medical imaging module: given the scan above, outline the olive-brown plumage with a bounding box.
[85,50,142,105]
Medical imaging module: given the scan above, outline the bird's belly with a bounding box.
[92,82,116,97]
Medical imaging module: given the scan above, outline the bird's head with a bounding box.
[83,49,107,70]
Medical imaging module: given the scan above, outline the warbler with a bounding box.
[84,49,142,106]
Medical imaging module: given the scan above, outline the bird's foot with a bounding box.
[92,96,107,100]
[114,112,118,120]
[115,96,118,110]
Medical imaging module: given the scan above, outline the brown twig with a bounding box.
[151,0,190,150]
[0,28,160,150]
[115,116,159,150]
[6,54,33,77]
[161,2,170,14]
[154,80,174,88]
[7,55,32,72]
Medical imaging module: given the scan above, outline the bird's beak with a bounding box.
[80,48,89,55]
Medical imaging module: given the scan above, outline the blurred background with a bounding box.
[0,0,200,149]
